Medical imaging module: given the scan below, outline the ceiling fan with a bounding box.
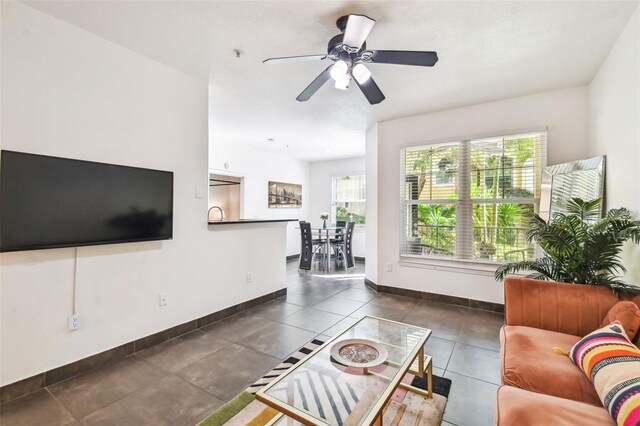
[263,14,438,105]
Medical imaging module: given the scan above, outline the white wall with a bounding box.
[588,8,640,214]
[365,125,379,283]
[208,133,310,256]
[308,157,366,258]
[0,2,287,386]
[369,87,590,303]
[588,8,640,285]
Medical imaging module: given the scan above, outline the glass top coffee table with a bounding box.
[256,316,433,425]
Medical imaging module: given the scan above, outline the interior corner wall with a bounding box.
[0,1,287,386]
[375,87,590,303]
[365,124,378,284]
[588,7,640,215]
[207,127,311,256]
[308,157,366,258]
[588,7,640,285]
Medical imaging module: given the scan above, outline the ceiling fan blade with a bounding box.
[342,14,375,50]
[263,54,327,65]
[355,75,385,105]
[369,50,438,67]
[296,66,333,102]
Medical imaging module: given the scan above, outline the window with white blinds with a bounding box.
[332,175,366,224]
[400,131,547,263]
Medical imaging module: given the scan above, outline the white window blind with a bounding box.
[332,175,366,224]
[400,131,547,263]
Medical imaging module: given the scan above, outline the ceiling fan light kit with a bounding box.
[264,14,438,105]
[352,63,371,84]
[329,60,349,81]
[334,75,350,90]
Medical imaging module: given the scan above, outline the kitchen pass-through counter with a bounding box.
[207,219,298,225]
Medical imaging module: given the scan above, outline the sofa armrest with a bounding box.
[504,276,620,336]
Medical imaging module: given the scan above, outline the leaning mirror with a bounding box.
[539,155,605,222]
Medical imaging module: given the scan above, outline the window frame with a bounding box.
[331,174,366,227]
[399,128,547,268]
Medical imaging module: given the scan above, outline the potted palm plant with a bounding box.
[495,198,640,296]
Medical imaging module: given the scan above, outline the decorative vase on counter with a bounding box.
[323,220,327,229]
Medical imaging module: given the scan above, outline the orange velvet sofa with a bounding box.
[495,277,640,425]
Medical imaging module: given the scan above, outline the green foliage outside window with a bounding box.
[336,206,366,224]
[411,136,539,261]
[416,204,456,254]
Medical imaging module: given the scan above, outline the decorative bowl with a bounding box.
[329,338,388,368]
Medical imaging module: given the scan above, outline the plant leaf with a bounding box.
[565,198,601,221]
[496,197,640,297]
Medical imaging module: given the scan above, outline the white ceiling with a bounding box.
[22,1,639,162]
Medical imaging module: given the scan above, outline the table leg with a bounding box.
[372,414,382,426]
[319,229,328,272]
[427,358,433,398]
[264,412,284,426]
[316,230,322,271]
[370,354,433,400]
[325,230,330,273]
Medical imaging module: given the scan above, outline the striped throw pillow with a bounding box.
[569,321,640,426]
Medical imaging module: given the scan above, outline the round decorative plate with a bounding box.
[330,339,388,368]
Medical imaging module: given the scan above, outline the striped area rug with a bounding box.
[197,339,451,426]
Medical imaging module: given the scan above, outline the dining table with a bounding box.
[309,225,346,273]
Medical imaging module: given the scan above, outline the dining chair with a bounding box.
[331,222,355,270]
[332,220,347,242]
[298,221,323,271]
[330,220,347,263]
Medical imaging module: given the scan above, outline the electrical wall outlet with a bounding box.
[386,263,393,272]
[159,292,168,306]
[68,314,80,331]
[246,272,253,283]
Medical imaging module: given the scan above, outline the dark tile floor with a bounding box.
[0,261,503,425]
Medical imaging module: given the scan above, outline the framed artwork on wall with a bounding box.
[268,181,302,208]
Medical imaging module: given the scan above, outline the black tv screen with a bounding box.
[0,150,173,252]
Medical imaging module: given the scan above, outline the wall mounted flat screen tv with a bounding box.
[0,150,173,253]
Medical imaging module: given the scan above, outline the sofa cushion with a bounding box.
[496,386,613,426]
[569,321,640,426]
[632,295,640,347]
[600,301,640,341]
[500,325,601,405]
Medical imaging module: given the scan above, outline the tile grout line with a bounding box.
[67,372,153,423]
[199,304,346,349]
[443,367,501,387]
[443,341,456,372]
[130,328,286,405]
[274,313,348,336]
[280,286,360,307]
[172,344,281,403]
[275,295,365,330]
[131,351,230,399]
[44,386,78,423]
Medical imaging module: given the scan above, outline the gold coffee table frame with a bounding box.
[256,316,433,426]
